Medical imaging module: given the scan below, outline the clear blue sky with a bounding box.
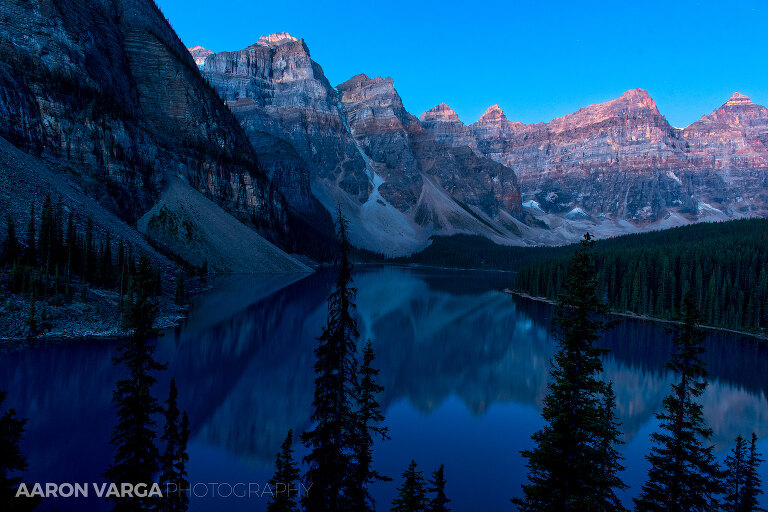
[157,0,768,128]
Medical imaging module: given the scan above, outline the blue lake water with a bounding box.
[1,265,767,511]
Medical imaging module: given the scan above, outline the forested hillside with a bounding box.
[513,219,768,332]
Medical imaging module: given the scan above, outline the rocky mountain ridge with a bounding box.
[422,89,768,231]
[196,35,524,255]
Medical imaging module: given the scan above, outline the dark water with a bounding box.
[1,266,767,511]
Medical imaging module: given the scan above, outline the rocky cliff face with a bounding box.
[200,35,370,209]
[419,103,479,153]
[683,93,768,170]
[197,38,524,255]
[338,75,521,219]
[422,89,768,231]
[0,0,285,238]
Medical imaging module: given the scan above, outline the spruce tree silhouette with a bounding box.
[428,464,450,512]
[634,293,723,512]
[391,460,427,512]
[0,390,39,511]
[158,379,190,512]
[105,256,167,512]
[513,233,627,511]
[741,433,765,512]
[349,340,390,511]
[267,430,301,512]
[302,207,360,512]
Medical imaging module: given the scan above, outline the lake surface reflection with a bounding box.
[1,266,767,511]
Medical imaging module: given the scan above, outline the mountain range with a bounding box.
[192,35,768,255]
[1,0,766,271]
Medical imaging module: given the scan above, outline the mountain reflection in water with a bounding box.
[1,266,766,511]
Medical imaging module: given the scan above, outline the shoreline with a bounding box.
[504,289,768,342]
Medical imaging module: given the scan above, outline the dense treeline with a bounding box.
[511,219,768,331]
[391,234,566,269]
[1,195,162,299]
[0,194,168,336]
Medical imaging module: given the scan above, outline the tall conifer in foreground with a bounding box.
[349,340,390,511]
[0,391,39,511]
[105,256,167,512]
[159,379,190,512]
[267,430,301,512]
[302,208,360,512]
[513,233,627,512]
[391,460,427,512]
[741,433,765,512]
[634,293,723,512]
[428,464,450,512]
[724,435,749,512]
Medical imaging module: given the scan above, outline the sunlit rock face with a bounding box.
[430,90,768,224]
[0,0,285,232]
[684,93,768,169]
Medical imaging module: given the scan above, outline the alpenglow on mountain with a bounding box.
[192,35,768,254]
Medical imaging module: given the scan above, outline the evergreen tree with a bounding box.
[174,269,185,305]
[65,213,75,286]
[158,379,190,512]
[301,208,360,512]
[0,390,39,511]
[4,215,20,265]
[724,435,749,512]
[38,194,53,273]
[267,430,301,512]
[24,203,35,266]
[634,293,723,512]
[24,292,36,337]
[513,233,627,512]
[428,464,450,512]
[105,256,167,512]
[592,382,628,510]
[101,233,113,287]
[349,340,390,511]
[84,217,94,283]
[391,460,427,512]
[743,434,765,512]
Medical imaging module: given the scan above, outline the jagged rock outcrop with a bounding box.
[0,0,288,255]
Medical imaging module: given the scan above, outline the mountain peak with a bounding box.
[478,104,507,123]
[256,32,299,46]
[187,46,214,67]
[725,92,754,107]
[420,103,460,123]
[617,88,656,109]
